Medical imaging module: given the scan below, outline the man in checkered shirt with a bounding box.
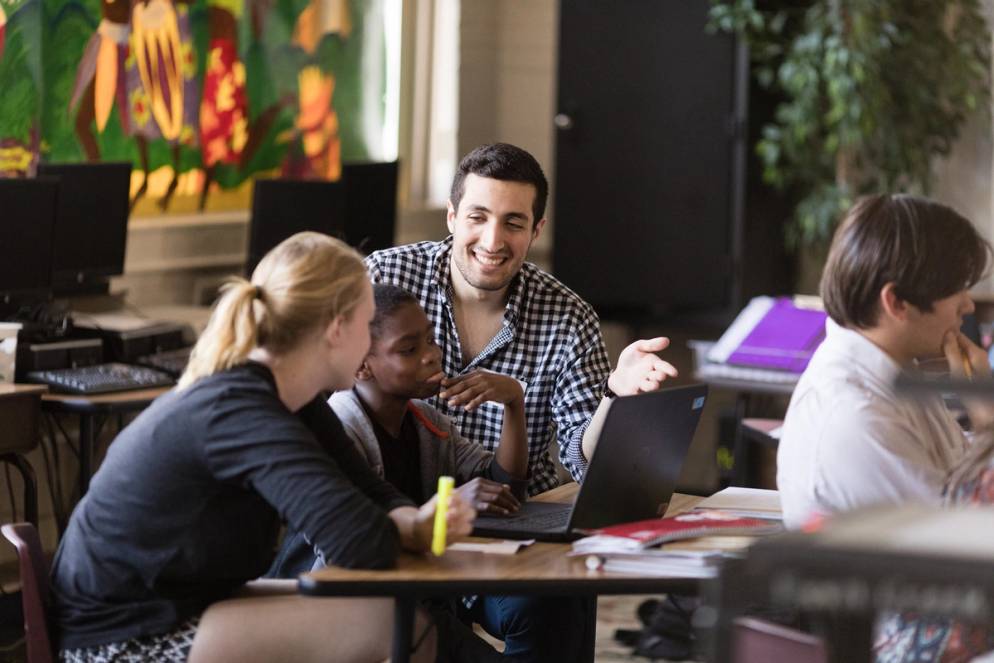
[365,142,677,498]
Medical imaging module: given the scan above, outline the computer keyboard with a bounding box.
[27,363,176,394]
[135,346,193,378]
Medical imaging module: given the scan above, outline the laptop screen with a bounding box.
[568,383,708,531]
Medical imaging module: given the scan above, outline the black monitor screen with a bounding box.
[0,178,59,299]
[37,162,132,291]
[247,178,346,276]
[342,161,398,254]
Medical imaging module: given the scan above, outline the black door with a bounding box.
[553,0,745,317]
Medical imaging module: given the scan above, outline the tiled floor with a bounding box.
[594,594,656,661]
[594,594,697,662]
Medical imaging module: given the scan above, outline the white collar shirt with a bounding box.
[777,319,969,529]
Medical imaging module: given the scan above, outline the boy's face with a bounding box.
[904,288,975,359]
[361,302,444,400]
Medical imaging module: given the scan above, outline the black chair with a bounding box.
[2,523,53,663]
[0,388,44,526]
[342,160,399,255]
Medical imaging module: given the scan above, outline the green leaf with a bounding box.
[713,0,991,249]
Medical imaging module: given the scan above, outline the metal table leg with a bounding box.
[78,414,93,498]
[392,596,416,663]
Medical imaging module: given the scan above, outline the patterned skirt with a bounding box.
[60,618,199,662]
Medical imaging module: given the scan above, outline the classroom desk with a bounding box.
[300,484,705,663]
[0,384,48,525]
[41,387,171,499]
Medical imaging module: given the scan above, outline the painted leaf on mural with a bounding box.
[0,0,387,216]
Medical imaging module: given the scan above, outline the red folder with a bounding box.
[578,510,783,548]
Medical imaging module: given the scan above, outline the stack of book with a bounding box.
[572,488,783,577]
[694,296,828,388]
[707,296,828,374]
[693,486,781,520]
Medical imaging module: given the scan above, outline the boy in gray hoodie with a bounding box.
[332,283,529,511]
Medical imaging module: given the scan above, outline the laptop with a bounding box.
[472,383,709,542]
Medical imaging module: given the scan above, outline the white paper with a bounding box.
[447,539,535,555]
[695,487,782,520]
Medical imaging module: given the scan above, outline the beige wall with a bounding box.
[934,0,994,294]
[933,109,994,293]
[457,0,558,260]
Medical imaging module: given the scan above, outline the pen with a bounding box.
[963,353,974,380]
[432,476,455,556]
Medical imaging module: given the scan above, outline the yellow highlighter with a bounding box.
[432,476,455,556]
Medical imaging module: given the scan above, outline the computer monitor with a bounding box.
[342,161,398,254]
[246,178,346,276]
[37,162,132,294]
[0,178,59,306]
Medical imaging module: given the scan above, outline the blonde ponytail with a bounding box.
[179,232,367,388]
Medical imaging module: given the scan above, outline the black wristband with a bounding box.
[601,376,617,400]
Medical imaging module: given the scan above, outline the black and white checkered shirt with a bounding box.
[365,237,611,495]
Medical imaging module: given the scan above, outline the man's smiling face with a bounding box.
[447,174,546,294]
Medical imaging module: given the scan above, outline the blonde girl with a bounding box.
[51,232,472,662]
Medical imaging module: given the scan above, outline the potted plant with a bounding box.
[709,0,990,255]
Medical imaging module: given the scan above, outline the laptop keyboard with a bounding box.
[475,503,571,531]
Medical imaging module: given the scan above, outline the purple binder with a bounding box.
[726,298,827,373]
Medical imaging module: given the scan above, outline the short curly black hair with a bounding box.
[449,143,548,225]
[369,284,419,340]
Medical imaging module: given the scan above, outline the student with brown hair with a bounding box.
[50,232,474,662]
[777,194,994,529]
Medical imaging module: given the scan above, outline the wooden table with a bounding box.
[42,387,170,499]
[300,484,705,662]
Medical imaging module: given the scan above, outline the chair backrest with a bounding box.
[2,523,53,663]
[733,617,827,663]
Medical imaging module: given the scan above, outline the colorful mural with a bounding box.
[0,0,387,215]
[0,0,42,178]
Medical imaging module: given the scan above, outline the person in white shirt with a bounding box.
[777,194,994,529]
